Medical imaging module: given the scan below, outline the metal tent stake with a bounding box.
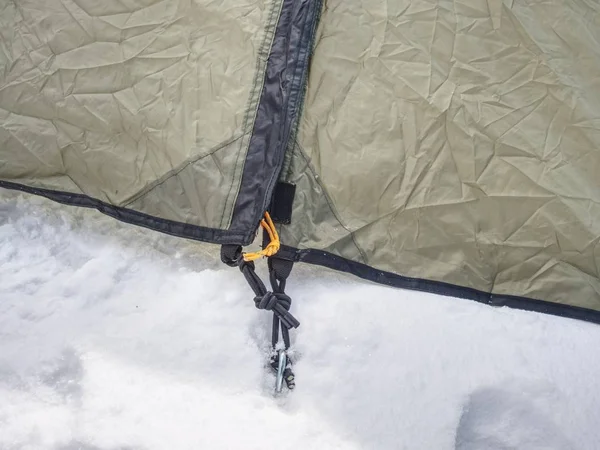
[276,350,287,393]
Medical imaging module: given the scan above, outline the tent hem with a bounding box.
[275,245,600,326]
[0,181,255,246]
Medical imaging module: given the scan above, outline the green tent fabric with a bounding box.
[1,0,600,323]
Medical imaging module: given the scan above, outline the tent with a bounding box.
[1,0,600,343]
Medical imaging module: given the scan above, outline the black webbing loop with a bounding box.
[221,244,242,267]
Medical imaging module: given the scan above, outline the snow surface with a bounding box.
[1,190,600,450]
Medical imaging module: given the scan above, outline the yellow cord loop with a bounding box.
[243,212,280,262]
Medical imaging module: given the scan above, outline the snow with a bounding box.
[1,190,600,450]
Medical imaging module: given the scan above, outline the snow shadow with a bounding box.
[0,348,83,402]
[55,441,140,450]
[40,348,84,402]
[455,386,575,450]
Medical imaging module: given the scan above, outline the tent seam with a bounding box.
[218,0,284,230]
[253,0,316,228]
[120,134,245,208]
[291,140,369,264]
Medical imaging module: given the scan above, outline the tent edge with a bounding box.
[0,180,255,245]
[274,245,600,326]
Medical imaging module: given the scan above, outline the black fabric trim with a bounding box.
[270,182,296,224]
[229,0,323,234]
[0,181,250,245]
[274,245,600,326]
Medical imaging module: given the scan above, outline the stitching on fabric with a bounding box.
[0,180,251,244]
[219,0,284,230]
[256,0,314,229]
[121,134,244,208]
[291,246,600,325]
[291,140,369,264]
[282,0,323,182]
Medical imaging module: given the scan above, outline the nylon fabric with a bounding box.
[0,0,283,237]
[279,0,600,311]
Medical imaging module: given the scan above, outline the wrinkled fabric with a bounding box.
[2,0,600,313]
[0,0,281,229]
[280,0,600,309]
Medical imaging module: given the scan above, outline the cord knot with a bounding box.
[254,292,298,330]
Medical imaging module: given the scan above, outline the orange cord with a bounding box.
[242,212,280,261]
